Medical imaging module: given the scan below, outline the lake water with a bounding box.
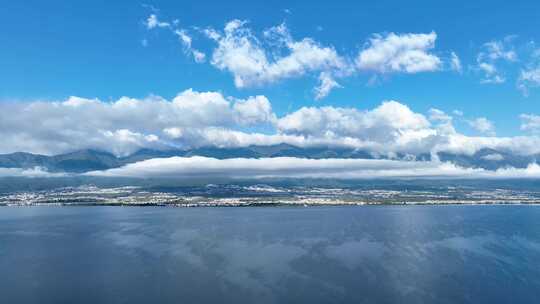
[1,205,539,303]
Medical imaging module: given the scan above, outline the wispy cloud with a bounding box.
[145,14,170,29]
[0,167,65,178]
[450,52,462,73]
[467,117,496,136]
[520,113,540,134]
[475,38,517,84]
[144,13,206,63]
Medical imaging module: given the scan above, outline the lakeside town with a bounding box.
[2,184,540,207]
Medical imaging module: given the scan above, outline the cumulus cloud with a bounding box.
[0,90,274,156]
[86,156,540,179]
[142,14,464,99]
[356,32,442,74]
[3,91,540,159]
[276,101,433,154]
[208,20,347,91]
[232,95,275,125]
[143,13,540,99]
[275,104,540,157]
[278,101,431,135]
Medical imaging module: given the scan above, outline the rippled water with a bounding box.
[1,205,539,303]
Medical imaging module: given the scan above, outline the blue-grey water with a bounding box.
[1,205,539,304]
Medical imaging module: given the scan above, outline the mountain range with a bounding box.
[0,144,537,173]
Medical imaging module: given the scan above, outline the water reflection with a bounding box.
[1,206,540,304]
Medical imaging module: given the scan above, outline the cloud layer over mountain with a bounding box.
[86,156,540,179]
[1,89,540,160]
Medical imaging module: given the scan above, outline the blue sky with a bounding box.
[1,0,540,156]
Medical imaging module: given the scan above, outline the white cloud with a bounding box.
[478,62,506,84]
[143,17,463,98]
[144,14,206,63]
[314,72,342,100]
[481,153,504,161]
[476,39,517,84]
[277,100,431,139]
[450,52,462,73]
[233,95,276,125]
[356,32,442,74]
[479,40,517,62]
[0,167,65,178]
[86,156,540,179]
[428,108,456,135]
[163,127,184,139]
[146,14,170,29]
[3,92,540,159]
[453,110,463,117]
[208,20,347,90]
[275,101,446,156]
[273,103,540,157]
[520,114,540,133]
[174,29,206,63]
[192,50,206,63]
[428,108,452,122]
[202,28,221,41]
[478,62,505,84]
[517,67,540,96]
[0,90,274,156]
[468,117,496,136]
[480,62,497,74]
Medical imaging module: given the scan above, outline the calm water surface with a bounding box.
[1,205,539,304]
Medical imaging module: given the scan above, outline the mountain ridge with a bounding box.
[0,145,538,173]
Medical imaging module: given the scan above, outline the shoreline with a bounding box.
[3,201,540,207]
